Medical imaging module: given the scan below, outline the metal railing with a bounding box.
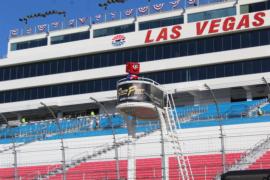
[9,0,236,38]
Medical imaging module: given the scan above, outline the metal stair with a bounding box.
[33,125,159,180]
[163,93,194,180]
[215,135,270,180]
[228,135,270,171]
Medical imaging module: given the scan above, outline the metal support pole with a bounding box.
[158,108,168,180]
[89,97,120,180]
[126,116,137,180]
[12,138,18,180]
[40,102,66,180]
[204,84,226,173]
[0,113,19,180]
[262,77,270,100]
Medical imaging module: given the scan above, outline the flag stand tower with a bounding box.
[116,62,194,180]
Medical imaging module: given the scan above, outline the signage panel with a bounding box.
[117,82,164,108]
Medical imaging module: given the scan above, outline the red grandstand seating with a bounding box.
[136,158,162,179]
[248,150,270,170]
[169,153,242,180]
[0,153,243,180]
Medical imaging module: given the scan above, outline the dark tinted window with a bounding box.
[139,16,184,30]
[94,24,135,38]
[51,31,89,44]
[11,38,47,51]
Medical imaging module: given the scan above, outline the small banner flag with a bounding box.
[26,27,32,34]
[78,17,88,25]
[10,29,18,37]
[188,0,197,5]
[95,14,102,21]
[110,12,117,19]
[125,9,134,16]
[138,6,149,14]
[51,21,61,28]
[37,24,47,32]
[153,3,164,11]
[169,0,181,8]
[68,19,76,27]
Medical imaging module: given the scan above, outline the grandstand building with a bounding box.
[1,0,270,179]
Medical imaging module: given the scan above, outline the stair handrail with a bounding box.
[226,135,270,171]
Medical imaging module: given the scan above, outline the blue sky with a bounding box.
[0,0,210,58]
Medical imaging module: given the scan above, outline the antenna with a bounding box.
[18,10,66,24]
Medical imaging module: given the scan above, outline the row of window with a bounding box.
[10,38,47,51]
[139,16,183,30]
[188,7,236,23]
[1,57,270,104]
[240,1,270,14]
[3,28,270,82]
[51,31,90,45]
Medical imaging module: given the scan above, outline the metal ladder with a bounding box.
[164,93,194,180]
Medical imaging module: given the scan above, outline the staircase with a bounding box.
[214,135,270,180]
[227,135,270,171]
[34,126,159,180]
[163,93,194,180]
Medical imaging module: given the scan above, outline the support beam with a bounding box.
[40,102,66,180]
[126,116,137,180]
[204,84,226,173]
[158,108,169,180]
[89,97,120,180]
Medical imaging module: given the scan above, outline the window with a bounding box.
[188,7,236,22]
[240,1,270,14]
[93,24,135,38]
[11,38,47,51]
[51,31,89,44]
[139,16,184,30]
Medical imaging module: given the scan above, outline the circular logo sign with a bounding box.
[112,34,126,47]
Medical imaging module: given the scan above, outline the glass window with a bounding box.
[51,31,89,45]
[260,29,270,45]
[139,16,184,30]
[10,38,47,51]
[231,34,241,49]
[94,24,135,38]
[223,35,232,51]
[241,32,250,48]
[214,36,222,52]
[188,7,236,22]
[250,31,260,47]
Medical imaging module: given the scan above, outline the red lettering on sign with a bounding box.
[236,14,250,29]
[223,17,236,31]
[144,25,182,43]
[156,27,168,42]
[253,12,265,27]
[170,25,182,39]
[144,30,154,43]
[196,21,209,35]
[209,19,221,33]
